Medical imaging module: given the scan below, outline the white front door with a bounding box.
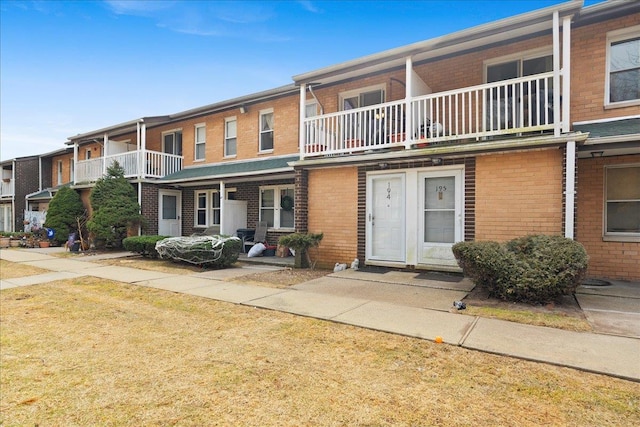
[158,190,181,236]
[418,169,463,267]
[367,173,405,262]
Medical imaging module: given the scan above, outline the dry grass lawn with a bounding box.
[0,259,50,280]
[1,274,639,426]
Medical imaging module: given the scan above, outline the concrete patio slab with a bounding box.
[248,290,369,320]
[581,311,640,338]
[184,282,287,304]
[0,271,87,290]
[330,269,475,292]
[577,281,640,299]
[294,277,468,311]
[462,317,640,381]
[334,301,476,344]
[576,294,640,313]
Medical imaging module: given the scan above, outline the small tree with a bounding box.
[43,186,85,245]
[87,161,144,248]
[278,232,323,269]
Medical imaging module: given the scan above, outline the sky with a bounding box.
[0,0,602,161]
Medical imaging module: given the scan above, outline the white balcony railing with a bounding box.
[0,179,14,197]
[302,72,558,158]
[75,150,183,183]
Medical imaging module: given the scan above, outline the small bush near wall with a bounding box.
[123,235,169,258]
[452,235,588,304]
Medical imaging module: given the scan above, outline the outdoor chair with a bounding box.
[243,221,268,253]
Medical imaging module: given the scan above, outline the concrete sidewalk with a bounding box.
[2,247,639,382]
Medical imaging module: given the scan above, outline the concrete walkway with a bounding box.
[2,247,639,382]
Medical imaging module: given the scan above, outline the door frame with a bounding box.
[158,189,182,236]
[366,172,406,262]
[365,165,465,269]
[417,167,464,267]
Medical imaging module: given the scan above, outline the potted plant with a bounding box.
[0,233,10,248]
[278,232,323,269]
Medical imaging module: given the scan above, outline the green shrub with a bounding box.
[87,162,144,248]
[155,235,241,268]
[43,186,86,245]
[123,235,169,258]
[453,235,588,304]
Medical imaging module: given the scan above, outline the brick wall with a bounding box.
[571,13,640,124]
[141,183,159,235]
[308,167,359,268]
[14,157,40,229]
[577,154,640,280]
[476,149,564,241]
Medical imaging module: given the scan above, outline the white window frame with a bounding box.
[57,160,63,185]
[162,129,183,155]
[224,117,237,158]
[338,84,386,111]
[603,164,640,242]
[194,123,206,161]
[305,101,318,118]
[70,158,74,182]
[605,25,640,109]
[194,190,221,227]
[483,47,553,82]
[259,109,274,152]
[259,184,295,230]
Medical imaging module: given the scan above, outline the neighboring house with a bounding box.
[22,147,76,232]
[0,156,41,232]
[289,0,639,280]
[66,84,301,245]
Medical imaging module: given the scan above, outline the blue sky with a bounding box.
[0,0,601,161]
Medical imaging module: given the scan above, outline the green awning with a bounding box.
[574,118,640,138]
[160,155,298,183]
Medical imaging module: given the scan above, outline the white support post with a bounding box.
[562,16,571,133]
[565,140,576,239]
[405,56,413,149]
[103,133,108,175]
[299,84,306,159]
[220,181,226,235]
[73,142,78,185]
[553,11,561,137]
[140,121,146,178]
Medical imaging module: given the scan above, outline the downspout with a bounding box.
[307,84,324,115]
[299,84,306,160]
[565,140,576,239]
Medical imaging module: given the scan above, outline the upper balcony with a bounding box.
[75,150,183,183]
[301,72,560,159]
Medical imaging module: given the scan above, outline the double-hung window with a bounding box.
[259,109,274,152]
[225,117,237,157]
[259,185,294,230]
[606,26,640,107]
[195,190,221,227]
[195,124,206,161]
[604,165,640,241]
[57,160,63,185]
